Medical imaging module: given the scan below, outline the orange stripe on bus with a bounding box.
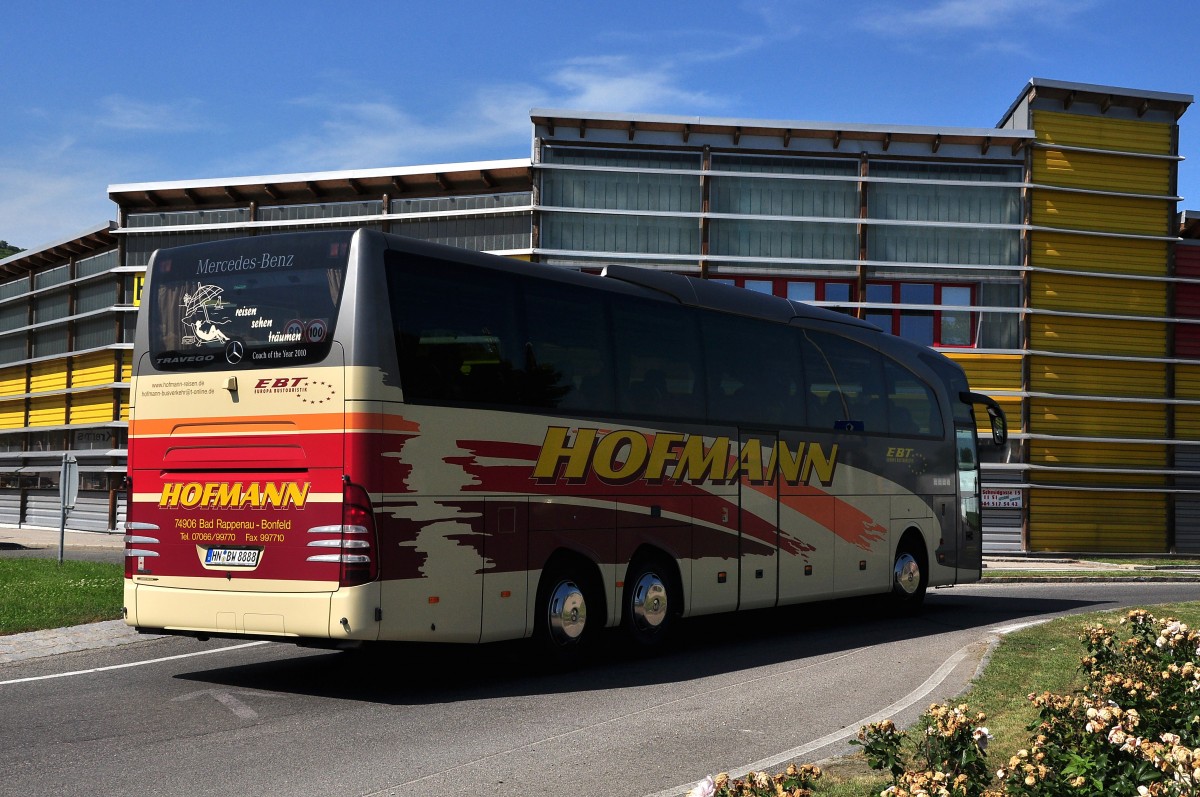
[130,411,420,437]
[129,413,343,437]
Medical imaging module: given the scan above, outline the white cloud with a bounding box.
[249,82,547,173]
[0,165,116,250]
[549,55,720,112]
[241,54,725,173]
[95,94,207,133]
[860,0,1094,36]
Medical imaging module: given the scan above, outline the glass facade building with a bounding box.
[1,78,1197,554]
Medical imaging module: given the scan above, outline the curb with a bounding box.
[0,619,156,665]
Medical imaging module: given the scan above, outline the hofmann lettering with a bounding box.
[159,481,310,510]
[532,427,838,487]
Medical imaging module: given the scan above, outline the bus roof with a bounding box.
[599,264,878,332]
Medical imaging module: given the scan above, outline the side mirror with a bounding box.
[961,391,1008,446]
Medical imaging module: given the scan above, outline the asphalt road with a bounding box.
[2,581,1197,797]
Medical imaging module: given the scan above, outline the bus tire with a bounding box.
[891,538,927,610]
[622,554,680,649]
[534,559,601,664]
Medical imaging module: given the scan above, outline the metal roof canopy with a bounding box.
[108,158,533,214]
[1180,210,1200,240]
[998,77,1194,128]
[0,222,116,280]
[531,108,1035,156]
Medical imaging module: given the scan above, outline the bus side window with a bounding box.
[389,258,523,406]
[702,311,803,428]
[522,281,614,412]
[884,359,942,437]
[800,329,886,432]
[613,300,704,420]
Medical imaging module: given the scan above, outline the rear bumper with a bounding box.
[124,579,380,640]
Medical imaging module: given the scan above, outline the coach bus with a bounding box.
[124,229,1005,655]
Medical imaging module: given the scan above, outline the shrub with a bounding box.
[684,609,1200,797]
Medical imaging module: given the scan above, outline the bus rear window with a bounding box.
[147,232,351,371]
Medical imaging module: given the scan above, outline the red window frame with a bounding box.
[863,282,976,347]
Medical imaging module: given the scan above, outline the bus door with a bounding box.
[955,425,983,574]
[738,431,779,611]
[776,429,834,604]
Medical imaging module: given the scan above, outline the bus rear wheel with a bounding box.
[891,542,927,610]
[534,561,600,663]
[622,556,679,648]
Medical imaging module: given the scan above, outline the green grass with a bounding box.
[802,601,1200,795]
[983,569,1200,580]
[0,558,123,635]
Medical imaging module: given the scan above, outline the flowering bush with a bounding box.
[997,610,1200,795]
[853,705,992,797]
[684,764,822,797]
[684,609,1200,797]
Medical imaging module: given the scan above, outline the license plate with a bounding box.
[205,548,260,567]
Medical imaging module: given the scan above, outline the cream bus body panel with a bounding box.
[367,402,955,643]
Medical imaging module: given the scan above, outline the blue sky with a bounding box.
[3,0,1198,248]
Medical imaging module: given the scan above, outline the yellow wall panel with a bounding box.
[69,391,117,425]
[0,366,26,397]
[28,396,66,427]
[1030,398,1165,438]
[1176,365,1200,399]
[1032,110,1174,156]
[1030,356,1166,398]
[0,399,25,430]
[119,400,130,421]
[120,360,131,381]
[1034,148,1171,195]
[942,353,1022,392]
[71,352,116,387]
[1028,488,1167,552]
[29,361,68,393]
[1030,316,1166,357]
[1031,272,1166,317]
[1030,231,1167,277]
[1177,406,1200,439]
[1032,192,1172,236]
[1031,439,1167,468]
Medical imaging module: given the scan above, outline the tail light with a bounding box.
[123,521,161,578]
[306,481,378,587]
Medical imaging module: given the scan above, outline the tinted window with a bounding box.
[612,299,704,419]
[390,258,524,405]
[800,330,886,432]
[524,280,614,412]
[703,311,803,428]
[884,359,942,437]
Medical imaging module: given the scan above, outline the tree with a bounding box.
[0,240,22,259]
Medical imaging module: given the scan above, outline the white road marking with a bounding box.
[990,619,1049,635]
[173,687,283,720]
[0,641,268,686]
[644,643,977,797]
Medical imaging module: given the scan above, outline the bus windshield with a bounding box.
[147,232,352,371]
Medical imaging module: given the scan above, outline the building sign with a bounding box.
[982,488,1023,509]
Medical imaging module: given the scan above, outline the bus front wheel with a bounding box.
[891,542,927,609]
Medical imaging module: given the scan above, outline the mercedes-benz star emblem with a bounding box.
[225,340,244,365]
